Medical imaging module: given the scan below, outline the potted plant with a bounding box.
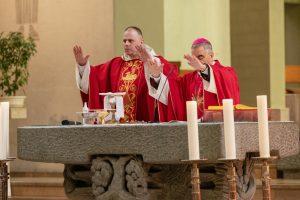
[0,32,37,107]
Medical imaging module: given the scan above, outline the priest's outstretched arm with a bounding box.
[144,58,170,106]
[135,44,170,105]
[74,45,90,94]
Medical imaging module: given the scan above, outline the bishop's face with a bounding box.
[122,29,143,58]
[191,46,214,65]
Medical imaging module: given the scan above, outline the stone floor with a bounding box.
[253,179,300,200]
[7,173,300,200]
[9,174,67,200]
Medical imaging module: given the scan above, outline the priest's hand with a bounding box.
[136,45,153,63]
[184,54,207,72]
[73,45,90,66]
[147,59,163,78]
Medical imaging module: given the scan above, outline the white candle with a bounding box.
[222,99,236,159]
[3,102,9,158]
[0,102,11,196]
[0,102,8,160]
[257,95,270,158]
[0,105,5,159]
[186,101,200,160]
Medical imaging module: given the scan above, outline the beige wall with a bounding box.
[269,0,286,109]
[114,0,164,56]
[0,0,114,172]
[164,0,231,69]
[231,0,270,106]
[230,0,286,109]
[285,3,300,65]
[231,0,287,110]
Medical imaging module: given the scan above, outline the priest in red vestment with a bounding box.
[73,26,184,122]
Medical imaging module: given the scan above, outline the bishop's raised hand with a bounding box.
[184,54,207,72]
[73,45,90,66]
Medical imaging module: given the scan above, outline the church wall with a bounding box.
[269,0,286,110]
[230,0,271,106]
[114,0,164,56]
[230,0,286,110]
[285,3,300,65]
[164,0,231,70]
[0,0,114,172]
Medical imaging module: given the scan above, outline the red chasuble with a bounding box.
[180,60,240,119]
[80,56,185,122]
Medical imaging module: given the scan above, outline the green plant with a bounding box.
[0,32,37,96]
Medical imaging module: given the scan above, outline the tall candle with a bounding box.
[3,102,9,158]
[186,101,200,160]
[222,99,236,159]
[0,103,7,159]
[257,95,270,158]
[0,102,10,196]
[0,105,4,159]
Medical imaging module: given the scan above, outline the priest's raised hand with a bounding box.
[136,44,163,78]
[135,44,152,63]
[147,59,164,78]
[73,45,90,66]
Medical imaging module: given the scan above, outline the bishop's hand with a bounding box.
[184,54,207,72]
[73,45,90,66]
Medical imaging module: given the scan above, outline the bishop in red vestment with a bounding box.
[181,38,240,119]
[149,37,240,120]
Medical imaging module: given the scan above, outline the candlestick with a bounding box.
[186,101,200,160]
[252,156,277,199]
[0,157,15,200]
[257,95,270,158]
[222,99,236,159]
[218,158,239,200]
[181,159,208,200]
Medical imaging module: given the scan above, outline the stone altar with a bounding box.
[17,122,299,200]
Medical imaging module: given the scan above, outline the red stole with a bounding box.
[118,60,143,121]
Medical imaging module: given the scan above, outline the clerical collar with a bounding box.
[122,54,133,61]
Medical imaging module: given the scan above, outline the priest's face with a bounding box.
[123,29,144,58]
[192,46,214,65]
